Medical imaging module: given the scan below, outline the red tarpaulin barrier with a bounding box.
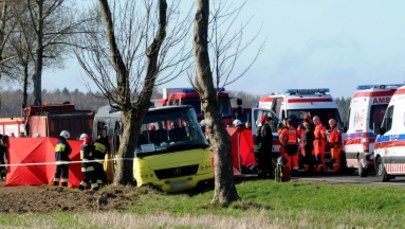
[6,137,83,188]
[228,127,257,174]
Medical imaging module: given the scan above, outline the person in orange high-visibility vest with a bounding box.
[313,116,326,173]
[277,118,288,161]
[328,118,342,173]
[279,119,299,177]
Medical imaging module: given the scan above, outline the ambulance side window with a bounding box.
[381,106,394,134]
[345,108,351,131]
[369,104,387,132]
[272,98,282,115]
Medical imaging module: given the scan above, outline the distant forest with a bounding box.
[0,88,351,123]
[0,88,108,117]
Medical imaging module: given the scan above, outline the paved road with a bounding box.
[237,170,405,186]
[292,171,405,186]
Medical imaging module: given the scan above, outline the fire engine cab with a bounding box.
[344,84,402,177]
[255,88,344,171]
[161,88,234,126]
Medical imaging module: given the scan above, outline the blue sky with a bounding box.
[43,0,405,98]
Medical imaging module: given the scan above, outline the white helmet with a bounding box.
[59,130,70,139]
[233,119,242,126]
[79,133,88,140]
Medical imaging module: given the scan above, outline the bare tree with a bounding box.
[74,0,190,185]
[193,0,239,205]
[208,1,262,87]
[6,1,36,110]
[20,0,84,105]
[193,0,263,205]
[0,1,19,79]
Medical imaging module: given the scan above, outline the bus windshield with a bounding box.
[136,107,209,157]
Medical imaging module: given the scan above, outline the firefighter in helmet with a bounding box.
[93,129,110,186]
[53,130,72,189]
[78,133,99,191]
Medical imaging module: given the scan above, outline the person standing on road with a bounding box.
[277,118,288,170]
[313,116,327,173]
[298,114,315,173]
[255,115,274,178]
[78,133,99,191]
[279,119,299,177]
[328,118,342,173]
[53,130,72,189]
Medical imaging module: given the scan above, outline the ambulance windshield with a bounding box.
[369,104,387,131]
[287,108,343,129]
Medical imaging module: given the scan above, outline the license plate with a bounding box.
[170,181,187,190]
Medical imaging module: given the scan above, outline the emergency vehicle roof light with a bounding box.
[284,88,330,95]
[356,84,403,90]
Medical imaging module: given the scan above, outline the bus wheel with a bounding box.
[357,159,368,177]
[376,157,390,182]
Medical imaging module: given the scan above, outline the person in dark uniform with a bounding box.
[255,115,274,178]
[93,129,110,186]
[53,130,72,189]
[0,134,7,180]
[298,114,315,173]
[78,133,99,191]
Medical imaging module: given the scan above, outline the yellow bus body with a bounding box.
[133,148,213,192]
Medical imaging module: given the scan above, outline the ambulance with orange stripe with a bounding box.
[344,84,402,177]
[256,88,343,169]
[374,85,405,181]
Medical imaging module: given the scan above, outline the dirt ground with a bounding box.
[0,180,140,213]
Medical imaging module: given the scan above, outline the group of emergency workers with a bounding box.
[52,129,110,191]
[255,114,343,181]
[292,114,342,176]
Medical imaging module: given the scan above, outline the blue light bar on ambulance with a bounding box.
[284,88,330,95]
[356,84,403,90]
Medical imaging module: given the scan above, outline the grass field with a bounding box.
[1,179,405,228]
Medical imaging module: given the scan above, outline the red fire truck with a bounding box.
[0,103,94,139]
[159,88,234,126]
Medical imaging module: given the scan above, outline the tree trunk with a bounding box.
[193,0,239,206]
[22,60,28,114]
[33,0,44,106]
[113,110,139,185]
[100,0,168,186]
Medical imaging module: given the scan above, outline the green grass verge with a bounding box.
[1,179,405,228]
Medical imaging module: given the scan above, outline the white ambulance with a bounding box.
[374,85,405,182]
[344,84,402,177]
[256,88,343,171]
